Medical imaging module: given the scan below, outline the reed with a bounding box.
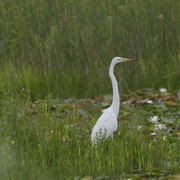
[0,0,180,98]
[0,78,180,179]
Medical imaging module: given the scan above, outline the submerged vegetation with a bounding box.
[0,78,179,179]
[0,0,180,98]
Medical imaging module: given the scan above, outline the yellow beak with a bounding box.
[118,58,133,61]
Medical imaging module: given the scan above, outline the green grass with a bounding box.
[0,1,180,179]
[0,0,180,99]
[0,78,180,179]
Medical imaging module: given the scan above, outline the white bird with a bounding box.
[91,57,133,145]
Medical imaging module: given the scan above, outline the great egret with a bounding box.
[91,57,133,145]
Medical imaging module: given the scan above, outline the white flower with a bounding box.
[163,136,167,141]
[151,132,156,136]
[147,100,153,104]
[149,116,159,124]
[160,88,167,93]
[65,124,73,129]
[154,124,166,131]
[138,126,142,130]
[157,14,164,20]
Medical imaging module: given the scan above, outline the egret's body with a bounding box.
[91,57,132,145]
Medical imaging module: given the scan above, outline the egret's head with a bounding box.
[113,57,133,63]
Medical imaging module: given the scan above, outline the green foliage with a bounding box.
[0,1,180,179]
[0,0,180,98]
[0,80,180,179]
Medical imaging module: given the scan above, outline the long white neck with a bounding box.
[109,61,120,116]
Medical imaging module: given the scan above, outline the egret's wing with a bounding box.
[91,108,117,143]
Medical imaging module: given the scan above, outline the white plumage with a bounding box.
[91,107,117,143]
[91,57,133,145]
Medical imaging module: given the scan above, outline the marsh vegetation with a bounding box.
[0,0,180,179]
